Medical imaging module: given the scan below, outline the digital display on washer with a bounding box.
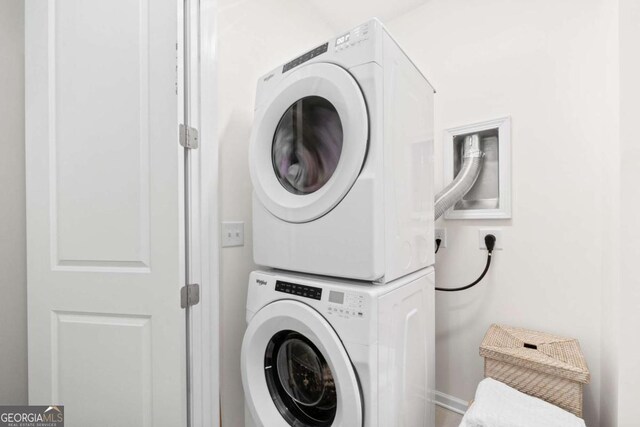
[275,280,322,300]
[328,291,344,304]
[282,43,328,73]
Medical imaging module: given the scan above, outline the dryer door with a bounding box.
[250,62,369,223]
[241,300,363,427]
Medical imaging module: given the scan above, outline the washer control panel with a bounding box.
[326,290,366,319]
[275,280,322,300]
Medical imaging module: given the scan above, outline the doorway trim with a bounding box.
[182,0,220,424]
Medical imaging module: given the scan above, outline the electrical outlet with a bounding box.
[479,229,502,250]
[435,228,447,249]
[222,221,244,247]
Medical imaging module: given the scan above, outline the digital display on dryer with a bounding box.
[335,33,350,46]
[275,281,322,300]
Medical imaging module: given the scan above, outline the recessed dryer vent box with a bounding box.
[444,117,511,219]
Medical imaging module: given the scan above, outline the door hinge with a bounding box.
[181,283,200,308]
[179,124,199,149]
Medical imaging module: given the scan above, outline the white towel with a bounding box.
[459,378,587,427]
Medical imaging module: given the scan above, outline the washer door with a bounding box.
[241,300,363,427]
[250,62,369,223]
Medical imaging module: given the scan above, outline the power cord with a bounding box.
[435,234,496,292]
[435,238,442,254]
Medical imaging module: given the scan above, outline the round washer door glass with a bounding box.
[272,96,343,195]
[265,331,337,426]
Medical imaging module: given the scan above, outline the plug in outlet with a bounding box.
[479,229,502,250]
[222,221,244,247]
[435,228,447,249]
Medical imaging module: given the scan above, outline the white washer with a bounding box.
[241,268,435,427]
[250,19,435,283]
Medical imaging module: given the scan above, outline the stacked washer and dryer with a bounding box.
[241,19,436,427]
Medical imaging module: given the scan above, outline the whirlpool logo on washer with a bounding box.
[256,279,268,286]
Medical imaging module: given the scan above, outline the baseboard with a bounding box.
[435,390,469,415]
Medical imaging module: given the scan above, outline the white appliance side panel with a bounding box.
[382,32,435,282]
[377,269,435,427]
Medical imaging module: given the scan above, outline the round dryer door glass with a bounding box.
[265,331,337,426]
[272,96,344,195]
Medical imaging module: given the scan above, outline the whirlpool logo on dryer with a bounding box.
[256,279,268,286]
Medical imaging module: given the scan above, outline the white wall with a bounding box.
[599,2,640,424]
[215,1,333,424]
[386,1,618,425]
[617,0,640,424]
[599,0,621,423]
[0,0,28,405]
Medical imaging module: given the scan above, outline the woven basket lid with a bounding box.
[479,324,590,384]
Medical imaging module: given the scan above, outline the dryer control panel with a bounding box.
[334,22,370,53]
[282,43,328,73]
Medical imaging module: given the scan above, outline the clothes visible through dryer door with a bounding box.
[272,96,344,196]
[249,62,369,223]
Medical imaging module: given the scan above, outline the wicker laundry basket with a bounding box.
[479,324,590,417]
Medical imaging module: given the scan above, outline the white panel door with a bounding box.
[25,1,185,426]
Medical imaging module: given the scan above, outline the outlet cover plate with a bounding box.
[435,228,447,249]
[478,229,503,250]
[222,221,244,247]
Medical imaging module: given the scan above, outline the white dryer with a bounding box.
[250,19,435,283]
[241,268,435,427]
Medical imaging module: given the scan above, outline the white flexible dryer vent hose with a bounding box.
[434,134,485,220]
